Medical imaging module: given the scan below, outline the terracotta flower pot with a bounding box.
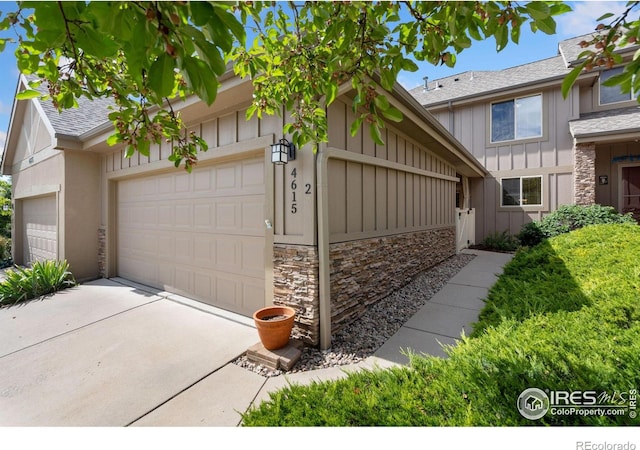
[253,306,296,350]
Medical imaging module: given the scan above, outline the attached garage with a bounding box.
[4,72,487,349]
[116,157,267,316]
[21,195,57,265]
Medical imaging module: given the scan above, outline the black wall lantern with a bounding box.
[271,138,296,165]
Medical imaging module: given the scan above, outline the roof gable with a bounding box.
[28,75,114,138]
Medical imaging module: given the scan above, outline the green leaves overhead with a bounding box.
[15,89,40,100]
[0,1,581,169]
[182,56,219,106]
[233,1,574,151]
[148,54,176,99]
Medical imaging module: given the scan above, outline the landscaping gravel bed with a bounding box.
[233,253,477,377]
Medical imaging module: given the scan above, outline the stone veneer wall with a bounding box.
[273,244,320,346]
[98,226,106,278]
[574,142,596,205]
[329,227,456,333]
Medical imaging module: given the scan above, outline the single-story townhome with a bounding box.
[1,71,485,349]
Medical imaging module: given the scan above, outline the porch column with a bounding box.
[574,141,596,205]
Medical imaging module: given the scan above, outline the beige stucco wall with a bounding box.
[12,153,64,266]
[12,150,101,281]
[64,151,101,281]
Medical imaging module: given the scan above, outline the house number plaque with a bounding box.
[290,168,311,214]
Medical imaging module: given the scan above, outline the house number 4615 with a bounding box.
[290,168,311,214]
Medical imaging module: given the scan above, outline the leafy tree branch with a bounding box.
[0,1,594,171]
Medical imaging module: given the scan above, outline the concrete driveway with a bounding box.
[0,278,262,426]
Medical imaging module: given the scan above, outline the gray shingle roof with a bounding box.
[558,32,597,67]
[39,94,113,138]
[569,105,640,138]
[410,56,571,107]
[558,31,638,67]
[27,76,114,137]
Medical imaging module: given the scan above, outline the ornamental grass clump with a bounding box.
[0,260,76,306]
[241,224,640,426]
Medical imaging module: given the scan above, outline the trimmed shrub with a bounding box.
[478,229,519,252]
[517,204,636,247]
[0,260,76,306]
[516,221,545,247]
[241,224,640,426]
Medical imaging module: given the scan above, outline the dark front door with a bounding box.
[621,166,640,222]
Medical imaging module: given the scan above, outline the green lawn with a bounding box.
[241,223,640,426]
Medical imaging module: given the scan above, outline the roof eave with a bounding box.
[1,75,29,176]
[567,45,639,68]
[572,128,640,144]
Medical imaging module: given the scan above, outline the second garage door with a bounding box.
[117,157,266,316]
[22,195,58,265]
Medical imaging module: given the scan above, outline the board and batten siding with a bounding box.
[326,99,458,243]
[429,87,576,239]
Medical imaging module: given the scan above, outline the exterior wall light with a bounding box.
[271,138,296,165]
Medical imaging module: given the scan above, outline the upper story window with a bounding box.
[600,67,637,105]
[491,94,542,143]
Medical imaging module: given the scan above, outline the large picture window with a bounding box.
[600,67,636,105]
[501,176,542,207]
[491,94,542,143]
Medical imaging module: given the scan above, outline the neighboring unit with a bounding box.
[410,33,640,240]
[1,71,484,349]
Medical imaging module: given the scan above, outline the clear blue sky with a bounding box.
[0,1,630,154]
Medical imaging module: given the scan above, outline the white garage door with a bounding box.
[117,158,266,316]
[22,195,58,265]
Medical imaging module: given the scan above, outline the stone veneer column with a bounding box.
[273,244,320,346]
[98,226,107,278]
[574,142,596,205]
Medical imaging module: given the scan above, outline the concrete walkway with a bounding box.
[134,249,514,425]
[0,249,512,427]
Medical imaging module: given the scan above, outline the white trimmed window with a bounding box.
[501,176,543,207]
[491,94,542,143]
[600,67,637,105]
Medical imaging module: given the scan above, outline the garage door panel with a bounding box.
[22,195,57,265]
[175,204,193,228]
[193,170,212,191]
[118,256,157,287]
[215,202,239,230]
[174,267,192,293]
[242,239,265,275]
[242,200,267,234]
[117,157,266,316]
[242,160,265,188]
[194,204,213,228]
[175,173,190,192]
